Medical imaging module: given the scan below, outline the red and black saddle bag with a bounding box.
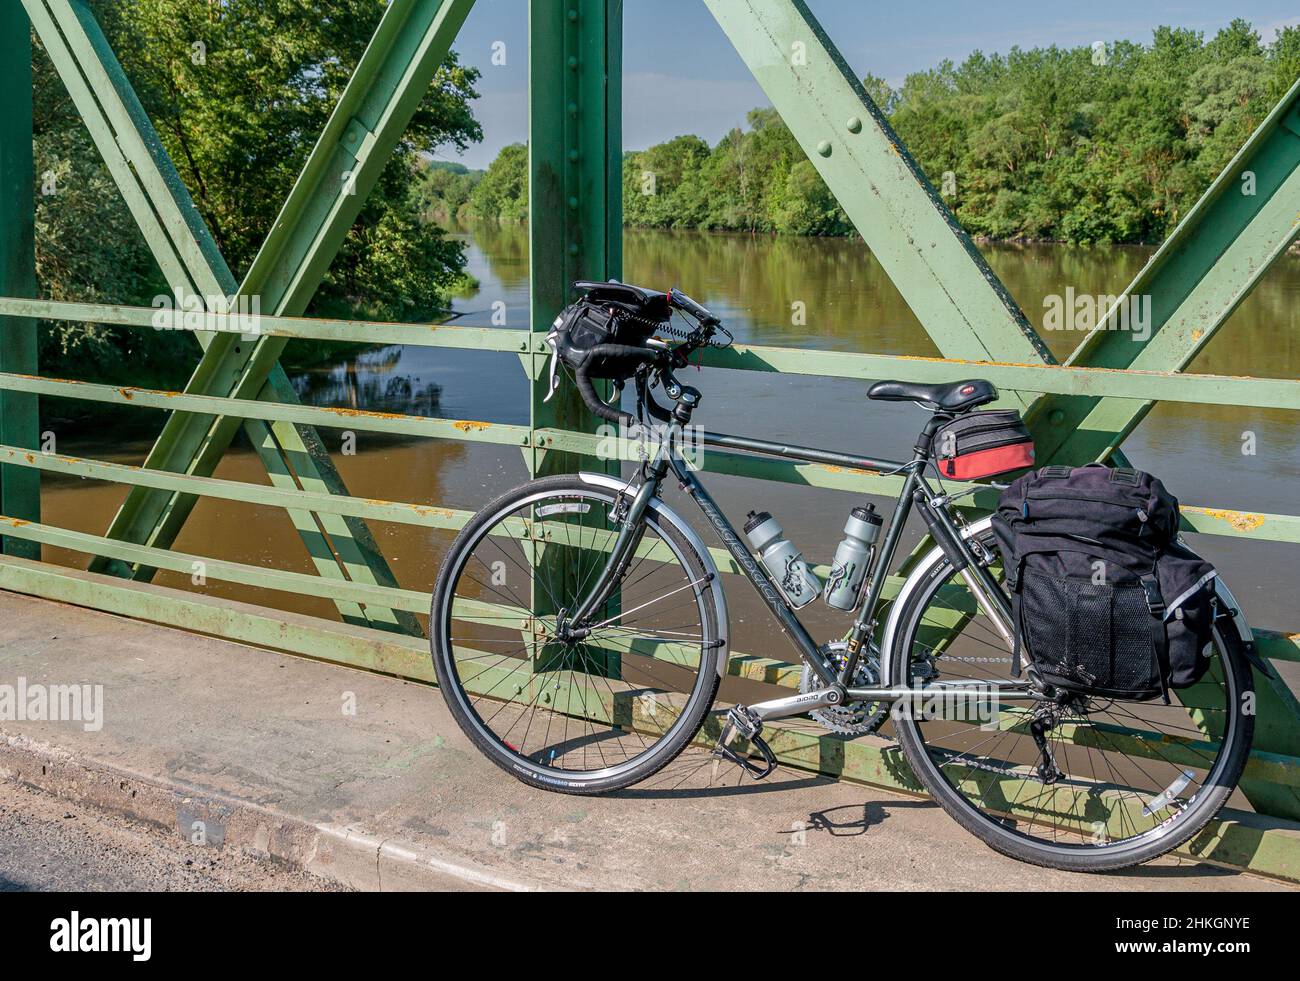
[934,409,1034,480]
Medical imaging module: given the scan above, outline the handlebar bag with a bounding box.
[991,464,1216,700]
[542,290,668,401]
[934,409,1034,480]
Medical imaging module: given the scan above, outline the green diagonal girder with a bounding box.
[1030,76,1300,464]
[702,0,1053,385]
[27,0,418,633]
[77,0,474,625]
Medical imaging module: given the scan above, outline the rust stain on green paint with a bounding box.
[1193,508,1266,533]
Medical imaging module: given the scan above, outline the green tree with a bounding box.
[467,142,528,221]
[623,135,711,228]
[411,161,482,225]
[32,0,483,382]
[467,20,1300,246]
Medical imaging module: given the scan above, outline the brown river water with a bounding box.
[36,222,1300,656]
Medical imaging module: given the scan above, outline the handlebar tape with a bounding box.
[574,344,663,427]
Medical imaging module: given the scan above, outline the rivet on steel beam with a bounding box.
[568,196,579,208]
[568,149,579,161]
[1049,410,1065,425]
[568,244,579,255]
[568,8,578,20]
[568,102,578,115]
[567,55,578,69]
[846,116,862,133]
[817,140,833,157]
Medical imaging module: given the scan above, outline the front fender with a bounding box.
[577,472,730,677]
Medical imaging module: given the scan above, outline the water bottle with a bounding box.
[743,510,821,608]
[823,504,882,611]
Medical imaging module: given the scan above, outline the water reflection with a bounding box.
[291,345,444,417]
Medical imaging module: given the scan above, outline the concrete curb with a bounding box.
[0,731,543,892]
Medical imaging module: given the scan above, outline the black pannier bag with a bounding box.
[543,281,671,400]
[933,409,1035,480]
[992,464,1218,701]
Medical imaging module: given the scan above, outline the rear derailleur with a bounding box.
[1027,697,1071,785]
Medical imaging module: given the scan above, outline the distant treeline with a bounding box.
[437,20,1299,244]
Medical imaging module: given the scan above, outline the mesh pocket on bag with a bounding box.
[1020,572,1163,699]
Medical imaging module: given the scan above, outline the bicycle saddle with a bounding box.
[867,378,997,412]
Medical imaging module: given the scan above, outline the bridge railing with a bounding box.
[0,292,1296,664]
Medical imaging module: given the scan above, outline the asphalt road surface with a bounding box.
[0,780,346,892]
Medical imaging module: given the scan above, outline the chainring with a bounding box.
[800,640,888,736]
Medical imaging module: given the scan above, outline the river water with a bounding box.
[37,222,1300,647]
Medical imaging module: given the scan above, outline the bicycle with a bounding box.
[431,285,1260,872]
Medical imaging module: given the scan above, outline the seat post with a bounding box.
[913,412,950,459]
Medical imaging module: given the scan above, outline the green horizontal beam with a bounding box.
[696,344,1300,411]
[1,365,1295,544]
[6,296,1298,412]
[0,297,531,353]
[0,441,910,598]
[0,514,431,614]
[0,554,436,682]
[0,372,526,444]
[0,443,475,531]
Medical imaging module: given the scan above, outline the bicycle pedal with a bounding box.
[712,706,778,781]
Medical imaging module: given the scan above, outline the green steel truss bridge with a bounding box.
[1,0,1298,879]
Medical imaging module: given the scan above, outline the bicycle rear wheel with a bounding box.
[431,475,722,794]
[889,526,1254,871]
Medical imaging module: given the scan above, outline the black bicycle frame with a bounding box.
[569,412,1014,695]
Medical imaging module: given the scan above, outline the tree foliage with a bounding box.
[31,0,482,379]
[466,142,529,222]
[468,21,1297,245]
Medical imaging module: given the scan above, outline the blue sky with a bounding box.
[441,0,1300,169]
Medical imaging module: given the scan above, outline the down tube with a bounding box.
[668,456,837,685]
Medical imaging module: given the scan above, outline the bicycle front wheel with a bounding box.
[889,527,1254,872]
[431,475,722,794]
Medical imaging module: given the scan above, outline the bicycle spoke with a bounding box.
[435,484,715,780]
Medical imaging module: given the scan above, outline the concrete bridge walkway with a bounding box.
[0,582,1290,892]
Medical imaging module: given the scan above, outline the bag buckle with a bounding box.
[1140,576,1165,616]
